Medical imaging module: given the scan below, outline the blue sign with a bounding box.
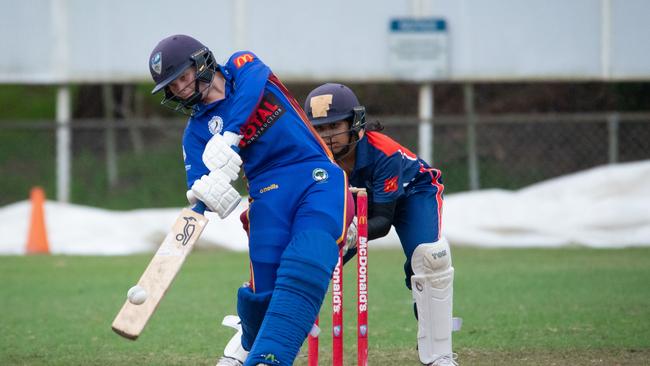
[390,18,447,32]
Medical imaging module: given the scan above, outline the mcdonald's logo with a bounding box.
[234,53,255,68]
[358,216,367,225]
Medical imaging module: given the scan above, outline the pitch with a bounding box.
[1,247,649,365]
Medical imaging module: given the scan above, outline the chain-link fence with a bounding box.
[380,113,650,191]
[0,118,188,208]
[1,113,649,207]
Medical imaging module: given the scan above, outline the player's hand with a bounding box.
[202,131,243,181]
[343,216,358,255]
[190,170,242,219]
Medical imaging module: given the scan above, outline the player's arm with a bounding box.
[201,52,269,181]
[367,200,396,240]
[221,51,271,134]
[182,127,210,189]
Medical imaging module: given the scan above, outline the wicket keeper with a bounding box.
[305,83,458,366]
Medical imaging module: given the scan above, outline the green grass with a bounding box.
[1,247,649,365]
[0,85,57,120]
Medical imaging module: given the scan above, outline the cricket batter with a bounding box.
[148,35,350,366]
[305,84,458,366]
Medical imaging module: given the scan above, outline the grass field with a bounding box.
[1,247,649,365]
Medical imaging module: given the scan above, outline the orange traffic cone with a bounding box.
[26,187,50,254]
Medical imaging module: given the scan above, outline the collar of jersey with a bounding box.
[353,134,372,171]
[192,64,233,119]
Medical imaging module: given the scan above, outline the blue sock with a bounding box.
[237,286,272,351]
[244,230,338,366]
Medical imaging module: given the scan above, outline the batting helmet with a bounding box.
[149,34,217,112]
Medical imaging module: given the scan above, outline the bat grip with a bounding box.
[191,200,207,214]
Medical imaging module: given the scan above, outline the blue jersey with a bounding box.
[180,51,348,294]
[182,51,332,187]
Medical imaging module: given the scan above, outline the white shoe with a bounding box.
[216,315,248,366]
[427,353,459,366]
[216,356,243,366]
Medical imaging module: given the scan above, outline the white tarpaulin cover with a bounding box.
[1,161,649,255]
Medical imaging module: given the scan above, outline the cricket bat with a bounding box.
[111,203,208,340]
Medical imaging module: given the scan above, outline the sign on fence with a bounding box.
[388,18,449,81]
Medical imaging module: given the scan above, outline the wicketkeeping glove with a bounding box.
[343,216,358,255]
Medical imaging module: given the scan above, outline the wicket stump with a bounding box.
[308,188,368,366]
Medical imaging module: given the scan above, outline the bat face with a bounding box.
[111,207,208,340]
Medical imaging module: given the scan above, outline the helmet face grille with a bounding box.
[351,106,367,132]
[159,49,218,116]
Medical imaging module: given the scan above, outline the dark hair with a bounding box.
[366,119,384,132]
[345,117,383,132]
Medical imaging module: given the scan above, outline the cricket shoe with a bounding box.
[216,357,243,366]
[426,353,459,366]
[216,315,248,366]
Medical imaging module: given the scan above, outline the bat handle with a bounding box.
[191,200,207,214]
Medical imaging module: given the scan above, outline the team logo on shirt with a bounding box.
[312,168,329,183]
[259,183,279,194]
[260,353,280,364]
[238,93,285,147]
[234,53,255,68]
[208,115,223,135]
[384,176,398,192]
[151,52,162,75]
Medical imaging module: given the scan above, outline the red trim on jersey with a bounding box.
[267,74,335,161]
[249,262,255,292]
[419,164,445,240]
[366,131,417,159]
[337,174,351,246]
[242,200,254,291]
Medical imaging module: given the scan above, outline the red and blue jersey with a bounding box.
[348,131,445,289]
[182,51,332,187]
[349,131,444,204]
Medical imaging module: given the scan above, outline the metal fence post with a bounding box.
[418,84,434,165]
[607,112,619,164]
[56,86,71,203]
[103,84,119,187]
[464,83,480,190]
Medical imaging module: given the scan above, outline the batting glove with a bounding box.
[202,131,243,181]
[189,169,242,219]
